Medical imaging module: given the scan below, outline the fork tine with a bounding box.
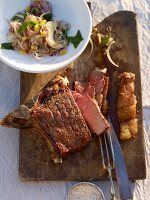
[99,136,106,169]
[107,166,116,200]
[104,134,111,166]
[107,131,115,168]
[99,132,117,199]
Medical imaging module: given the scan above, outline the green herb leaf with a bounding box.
[42,12,53,21]
[11,12,25,22]
[30,8,39,15]
[24,11,28,20]
[0,43,14,50]
[63,28,69,37]
[97,34,113,48]
[18,21,37,33]
[101,36,112,47]
[67,30,83,49]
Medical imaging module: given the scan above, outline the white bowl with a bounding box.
[0,0,92,73]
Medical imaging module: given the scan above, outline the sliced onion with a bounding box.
[19,40,30,51]
[8,32,18,42]
[54,158,62,164]
[78,38,94,63]
[10,21,22,39]
[40,11,51,18]
[33,51,43,60]
[26,26,39,37]
[95,67,107,74]
[105,40,119,67]
[52,43,64,50]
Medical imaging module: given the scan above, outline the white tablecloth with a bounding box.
[0,0,150,199]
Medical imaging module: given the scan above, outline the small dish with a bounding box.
[66,182,105,200]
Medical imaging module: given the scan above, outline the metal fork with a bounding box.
[99,131,118,200]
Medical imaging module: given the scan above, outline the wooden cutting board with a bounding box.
[19,11,146,181]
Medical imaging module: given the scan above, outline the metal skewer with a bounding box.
[99,130,118,200]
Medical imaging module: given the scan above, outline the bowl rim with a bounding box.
[0,0,92,73]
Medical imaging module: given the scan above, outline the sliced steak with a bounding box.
[73,92,110,135]
[89,70,105,107]
[73,70,110,135]
[89,70,105,94]
[75,81,95,98]
[75,81,90,94]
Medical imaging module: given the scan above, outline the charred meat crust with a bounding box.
[32,91,92,157]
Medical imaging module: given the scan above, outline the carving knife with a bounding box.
[107,116,132,200]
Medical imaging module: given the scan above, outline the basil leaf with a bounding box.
[42,12,53,21]
[19,21,37,33]
[0,43,14,50]
[67,30,83,49]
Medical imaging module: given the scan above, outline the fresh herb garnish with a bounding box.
[18,21,38,33]
[67,30,83,48]
[30,8,40,15]
[42,12,53,21]
[97,34,113,48]
[11,12,25,22]
[24,11,28,20]
[0,43,14,50]
[63,28,69,37]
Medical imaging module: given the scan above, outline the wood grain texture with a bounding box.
[19,11,146,181]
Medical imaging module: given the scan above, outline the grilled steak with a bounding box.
[0,70,110,161]
[117,72,138,140]
[0,76,92,162]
